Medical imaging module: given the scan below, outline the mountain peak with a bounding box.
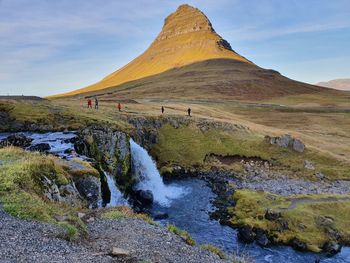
[157,4,215,42]
[52,4,249,97]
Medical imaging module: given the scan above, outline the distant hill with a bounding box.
[317,79,350,91]
[0,96,44,101]
[52,4,329,100]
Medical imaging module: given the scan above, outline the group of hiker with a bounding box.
[87,97,191,116]
[87,97,122,111]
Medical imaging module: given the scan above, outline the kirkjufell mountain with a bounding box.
[53,4,327,100]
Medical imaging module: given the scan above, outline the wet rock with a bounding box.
[135,190,153,206]
[153,212,169,220]
[28,143,51,152]
[293,139,305,153]
[73,138,89,156]
[0,134,33,148]
[255,229,270,247]
[290,238,307,251]
[77,125,133,192]
[237,226,255,243]
[73,174,102,209]
[304,160,315,170]
[323,241,342,256]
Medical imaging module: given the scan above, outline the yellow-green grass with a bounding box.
[151,124,350,180]
[229,189,350,252]
[0,99,132,132]
[167,224,196,246]
[100,206,157,225]
[0,147,86,240]
[200,244,227,259]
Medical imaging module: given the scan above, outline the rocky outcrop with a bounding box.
[134,190,154,207]
[28,143,51,152]
[73,174,101,209]
[75,125,134,193]
[40,174,83,206]
[0,134,33,148]
[265,134,305,153]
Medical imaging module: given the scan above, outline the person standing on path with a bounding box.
[94,97,99,109]
[161,106,164,114]
[187,107,191,117]
[87,99,92,109]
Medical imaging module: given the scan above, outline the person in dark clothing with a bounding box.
[187,107,191,117]
[94,97,99,109]
[87,99,92,108]
[161,106,164,114]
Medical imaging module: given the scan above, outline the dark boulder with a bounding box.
[74,138,89,156]
[0,134,33,148]
[135,190,154,206]
[28,143,51,152]
[237,226,255,243]
[153,212,169,220]
[323,241,342,256]
[255,229,270,247]
[265,209,281,221]
[73,174,102,209]
[290,238,308,251]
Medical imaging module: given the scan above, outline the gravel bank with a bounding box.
[0,207,227,263]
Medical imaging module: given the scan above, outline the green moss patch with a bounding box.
[0,147,86,239]
[167,224,195,246]
[229,189,350,252]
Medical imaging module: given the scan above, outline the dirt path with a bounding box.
[280,196,350,211]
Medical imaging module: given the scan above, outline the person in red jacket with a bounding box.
[117,103,122,112]
[87,99,92,108]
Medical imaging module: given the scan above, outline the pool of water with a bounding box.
[152,178,350,263]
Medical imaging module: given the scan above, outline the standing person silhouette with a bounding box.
[87,99,92,109]
[94,97,99,109]
[187,107,191,117]
[118,103,122,112]
[161,106,164,114]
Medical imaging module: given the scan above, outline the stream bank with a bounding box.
[1,129,350,262]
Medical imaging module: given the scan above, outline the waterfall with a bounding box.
[104,171,128,207]
[130,139,186,207]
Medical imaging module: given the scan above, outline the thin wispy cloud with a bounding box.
[0,0,349,96]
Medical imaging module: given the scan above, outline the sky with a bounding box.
[0,0,350,96]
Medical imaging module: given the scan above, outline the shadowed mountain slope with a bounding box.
[73,59,327,101]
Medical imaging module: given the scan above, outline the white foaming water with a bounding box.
[104,171,128,207]
[130,139,187,207]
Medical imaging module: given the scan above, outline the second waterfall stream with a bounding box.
[130,139,187,207]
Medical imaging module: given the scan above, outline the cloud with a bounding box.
[224,20,350,42]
